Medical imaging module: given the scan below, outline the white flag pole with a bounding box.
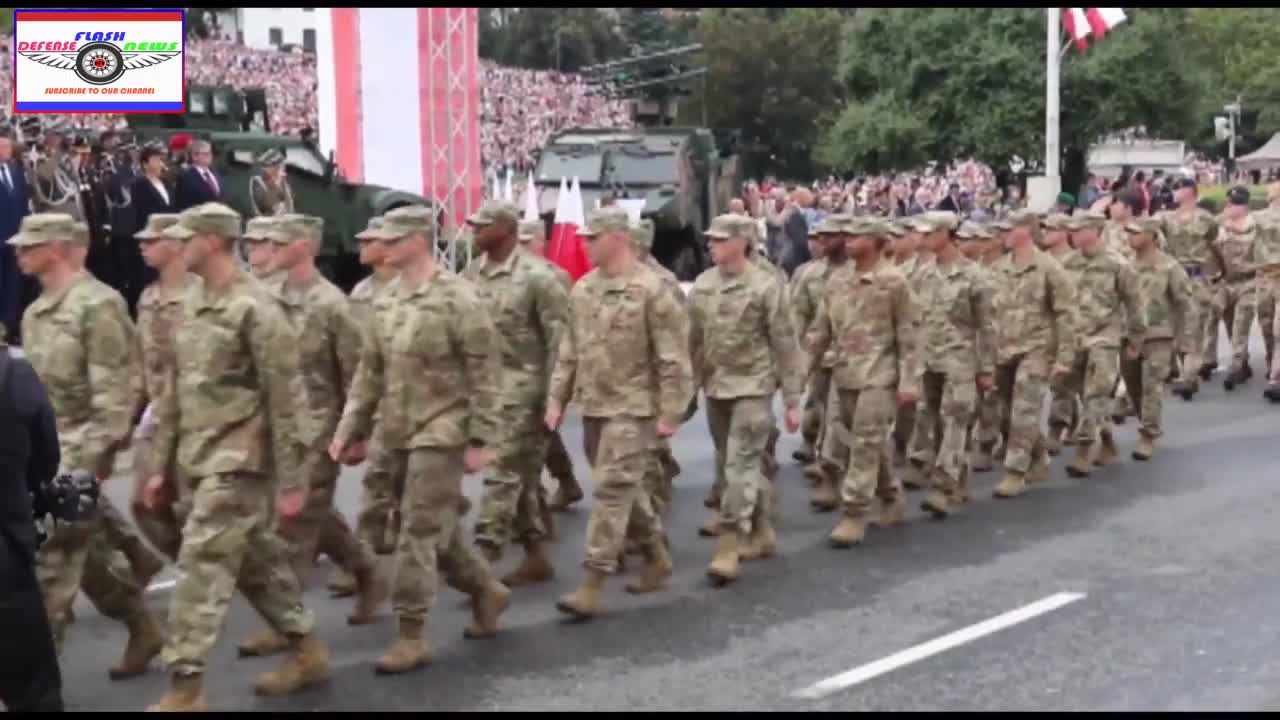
[1046,8,1061,181]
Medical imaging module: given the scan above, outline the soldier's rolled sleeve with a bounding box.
[1118,263,1148,343]
[247,301,305,493]
[647,284,694,426]
[456,288,502,446]
[1047,262,1078,368]
[766,282,804,408]
[547,294,580,411]
[892,279,920,394]
[83,300,140,471]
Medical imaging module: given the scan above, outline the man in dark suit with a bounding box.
[0,133,32,344]
[173,139,225,211]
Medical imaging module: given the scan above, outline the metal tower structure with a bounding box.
[580,44,707,128]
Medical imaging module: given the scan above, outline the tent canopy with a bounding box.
[1236,133,1280,171]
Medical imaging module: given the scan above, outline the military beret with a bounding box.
[1056,192,1075,206]
[1124,216,1164,235]
[908,211,961,234]
[631,217,656,251]
[354,216,384,241]
[255,148,285,166]
[135,213,182,241]
[579,206,631,237]
[517,219,545,244]
[368,205,438,240]
[6,213,77,247]
[162,202,243,241]
[242,216,278,241]
[1006,209,1040,228]
[1065,210,1107,231]
[467,200,520,227]
[268,213,324,244]
[1172,176,1197,192]
[1227,185,1251,206]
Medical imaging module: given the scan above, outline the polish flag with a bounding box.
[1063,8,1127,51]
[1063,8,1091,50]
[522,173,539,222]
[547,177,591,282]
[1085,8,1127,39]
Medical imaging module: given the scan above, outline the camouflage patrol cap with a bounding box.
[1040,213,1072,230]
[1123,216,1164,235]
[578,206,631,237]
[162,202,243,240]
[1006,209,1040,228]
[631,217,656,251]
[1065,210,1107,231]
[267,213,324,244]
[990,218,1014,232]
[815,214,849,235]
[6,213,77,247]
[517,219,545,244]
[354,216,384,241]
[368,205,437,240]
[135,213,182,240]
[885,220,908,238]
[704,214,745,240]
[907,211,961,234]
[243,216,278,241]
[466,200,520,227]
[955,221,989,240]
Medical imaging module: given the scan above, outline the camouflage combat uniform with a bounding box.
[891,234,932,474]
[1250,197,1280,379]
[549,207,693,617]
[1158,206,1220,385]
[1213,212,1259,379]
[788,252,831,459]
[973,225,1010,465]
[1040,214,1081,448]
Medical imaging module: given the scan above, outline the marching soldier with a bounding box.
[1252,183,1280,384]
[788,226,827,465]
[144,203,329,709]
[964,219,1008,472]
[546,206,693,619]
[241,216,281,279]
[1215,186,1260,390]
[1038,213,1080,455]
[889,215,932,482]
[688,214,802,583]
[1157,178,1224,397]
[250,149,295,217]
[331,205,511,674]
[12,213,164,677]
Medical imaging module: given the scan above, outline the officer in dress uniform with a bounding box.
[250,148,294,217]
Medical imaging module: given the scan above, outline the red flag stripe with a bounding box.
[1084,8,1110,39]
[1063,8,1090,51]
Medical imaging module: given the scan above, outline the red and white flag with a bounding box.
[547,177,591,282]
[1062,7,1127,51]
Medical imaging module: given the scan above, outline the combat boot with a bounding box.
[902,462,927,491]
[810,466,839,513]
[147,673,208,712]
[1027,452,1050,485]
[876,496,905,527]
[501,540,555,587]
[971,442,994,472]
[238,627,289,658]
[1094,430,1119,466]
[793,439,816,464]
[993,442,1007,462]
[1264,381,1280,403]
[374,618,432,674]
[253,633,331,695]
[328,568,357,598]
[109,609,166,680]
[1223,364,1248,391]
[548,477,584,512]
[828,515,866,548]
[1044,425,1065,456]
[1198,361,1217,380]
[1132,432,1155,461]
[921,490,949,519]
[739,516,777,562]
[347,563,390,626]
[463,580,511,639]
[698,508,722,537]
[625,541,673,595]
[706,530,740,586]
[993,472,1026,498]
[1066,442,1093,478]
[556,567,607,619]
[802,461,826,488]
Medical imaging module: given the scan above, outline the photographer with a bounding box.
[0,340,64,711]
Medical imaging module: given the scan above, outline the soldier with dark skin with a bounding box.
[1157,177,1223,396]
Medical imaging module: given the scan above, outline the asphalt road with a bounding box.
[59,333,1280,712]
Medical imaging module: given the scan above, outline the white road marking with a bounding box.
[792,591,1087,701]
[147,579,176,592]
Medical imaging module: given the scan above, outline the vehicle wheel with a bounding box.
[74,42,126,86]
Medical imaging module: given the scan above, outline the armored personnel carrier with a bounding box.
[127,85,431,291]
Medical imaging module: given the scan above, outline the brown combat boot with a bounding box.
[901,462,927,491]
[238,627,289,658]
[828,515,866,548]
[1095,430,1119,466]
[739,516,777,562]
[253,633,331,695]
[502,540,555,587]
[1027,450,1050,485]
[109,610,165,680]
[1066,442,1093,478]
[556,567,608,619]
[698,508,722,537]
[877,495,906,527]
[921,490,949,519]
[328,568,357,598]
[374,618,431,675]
[993,472,1026,498]
[463,580,511,639]
[1044,425,1065,456]
[147,673,208,712]
[1132,432,1155,461]
[625,541,673,595]
[706,530,740,586]
[347,563,390,626]
[548,477,584,512]
[810,466,839,513]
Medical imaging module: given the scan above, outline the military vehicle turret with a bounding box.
[127,85,431,291]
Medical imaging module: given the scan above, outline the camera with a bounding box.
[31,469,100,548]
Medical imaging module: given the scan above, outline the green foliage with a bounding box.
[1182,9,1280,155]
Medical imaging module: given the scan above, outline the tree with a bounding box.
[1182,8,1280,156]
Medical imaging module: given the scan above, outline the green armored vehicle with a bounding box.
[128,85,431,291]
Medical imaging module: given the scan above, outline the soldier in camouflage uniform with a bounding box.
[890,215,932,482]
[970,219,1011,470]
[519,219,585,512]
[1104,192,1142,424]
[13,213,165,679]
[1253,183,1280,387]
[143,203,329,710]
[1158,177,1223,396]
[1060,211,1146,478]
[788,226,828,464]
[237,214,387,659]
[806,217,918,547]
[332,206,511,674]
[1038,213,1080,455]
[1214,186,1260,390]
[547,207,693,619]
[689,214,803,584]
[129,213,195,561]
[988,210,1076,499]
[242,216,281,280]
[463,201,568,589]
[1121,216,1197,459]
[908,218,993,518]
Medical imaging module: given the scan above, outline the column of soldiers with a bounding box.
[13,175,1280,711]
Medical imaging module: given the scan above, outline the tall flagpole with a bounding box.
[1046,8,1061,181]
